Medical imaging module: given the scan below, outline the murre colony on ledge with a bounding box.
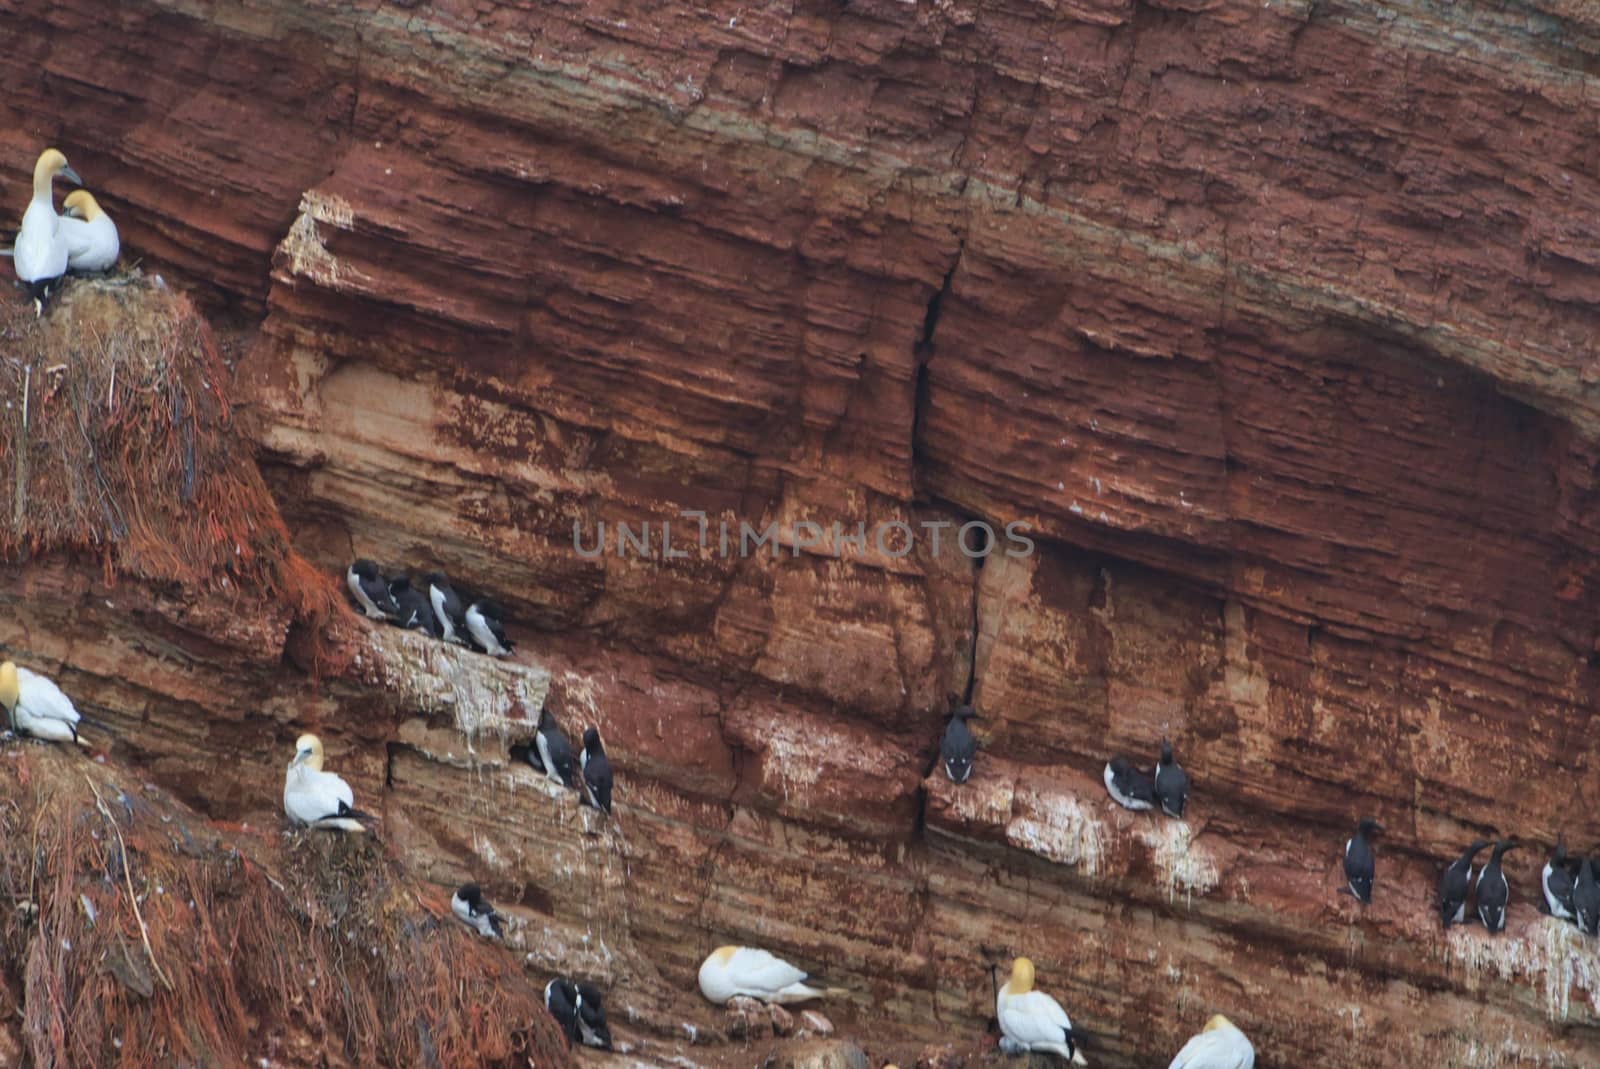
[3,147,121,314]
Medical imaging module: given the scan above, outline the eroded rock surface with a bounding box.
[2,1,1599,1067]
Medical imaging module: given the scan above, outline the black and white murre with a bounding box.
[423,571,469,646]
[1154,739,1189,819]
[1342,818,1381,904]
[464,598,513,657]
[1541,844,1578,921]
[387,575,438,635]
[1102,756,1157,812]
[346,559,398,620]
[581,727,613,814]
[1573,858,1600,936]
[575,982,614,1050]
[940,704,981,784]
[1438,840,1491,929]
[450,882,505,939]
[545,977,582,1044]
[511,709,578,789]
[1475,840,1520,934]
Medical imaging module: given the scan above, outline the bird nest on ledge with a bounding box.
[0,745,569,1068]
[0,273,344,643]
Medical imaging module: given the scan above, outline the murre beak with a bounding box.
[60,164,82,186]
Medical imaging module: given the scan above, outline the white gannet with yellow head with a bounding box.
[11,148,81,313]
[697,946,843,1004]
[0,660,89,746]
[995,957,1089,1066]
[283,733,372,832]
[60,190,119,273]
[1168,1014,1255,1069]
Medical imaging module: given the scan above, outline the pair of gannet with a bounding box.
[1168,1014,1255,1069]
[5,149,119,314]
[697,946,843,1004]
[282,733,375,832]
[0,660,91,746]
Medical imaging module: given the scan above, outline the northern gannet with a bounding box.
[346,559,398,620]
[282,733,373,832]
[464,598,513,657]
[1342,818,1381,904]
[1154,739,1189,818]
[0,661,90,746]
[1438,840,1491,928]
[450,882,505,939]
[1103,756,1157,811]
[940,704,980,783]
[423,572,468,646]
[580,726,613,813]
[11,148,80,314]
[1475,841,1520,933]
[697,946,840,1005]
[994,957,1090,1065]
[1168,1014,1255,1069]
[60,190,118,273]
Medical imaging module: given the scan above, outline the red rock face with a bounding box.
[3,1,1600,1067]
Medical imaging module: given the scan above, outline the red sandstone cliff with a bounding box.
[2,1,1599,1067]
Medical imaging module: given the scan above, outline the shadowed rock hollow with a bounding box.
[2,1,1599,1067]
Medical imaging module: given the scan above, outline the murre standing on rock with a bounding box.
[581,727,613,814]
[1342,818,1381,904]
[940,703,980,783]
[10,148,81,315]
[545,977,582,1043]
[1438,840,1491,929]
[347,559,399,620]
[993,957,1090,1066]
[1476,840,1520,934]
[574,982,614,1050]
[697,946,841,1004]
[59,190,119,273]
[1168,1014,1255,1069]
[464,598,513,657]
[1540,844,1579,921]
[0,661,91,746]
[537,710,579,788]
[1573,858,1600,936]
[386,575,436,634]
[450,882,505,939]
[282,733,374,832]
[423,571,469,646]
[1103,755,1158,812]
[1154,739,1189,819]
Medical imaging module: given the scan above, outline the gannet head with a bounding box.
[710,945,738,966]
[33,149,82,190]
[62,190,104,221]
[1006,957,1036,995]
[292,733,325,771]
[0,661,18,714]
[1203,1014,1235,1033]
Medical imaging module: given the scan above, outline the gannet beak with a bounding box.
[59,165,82,186]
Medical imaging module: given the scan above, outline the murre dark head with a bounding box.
[583,727,603,752]
[352,559,382,580]
[1357,818,1382,838]
[951,704,981,721]
[423,570,451,588]
[457,882,484,906]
